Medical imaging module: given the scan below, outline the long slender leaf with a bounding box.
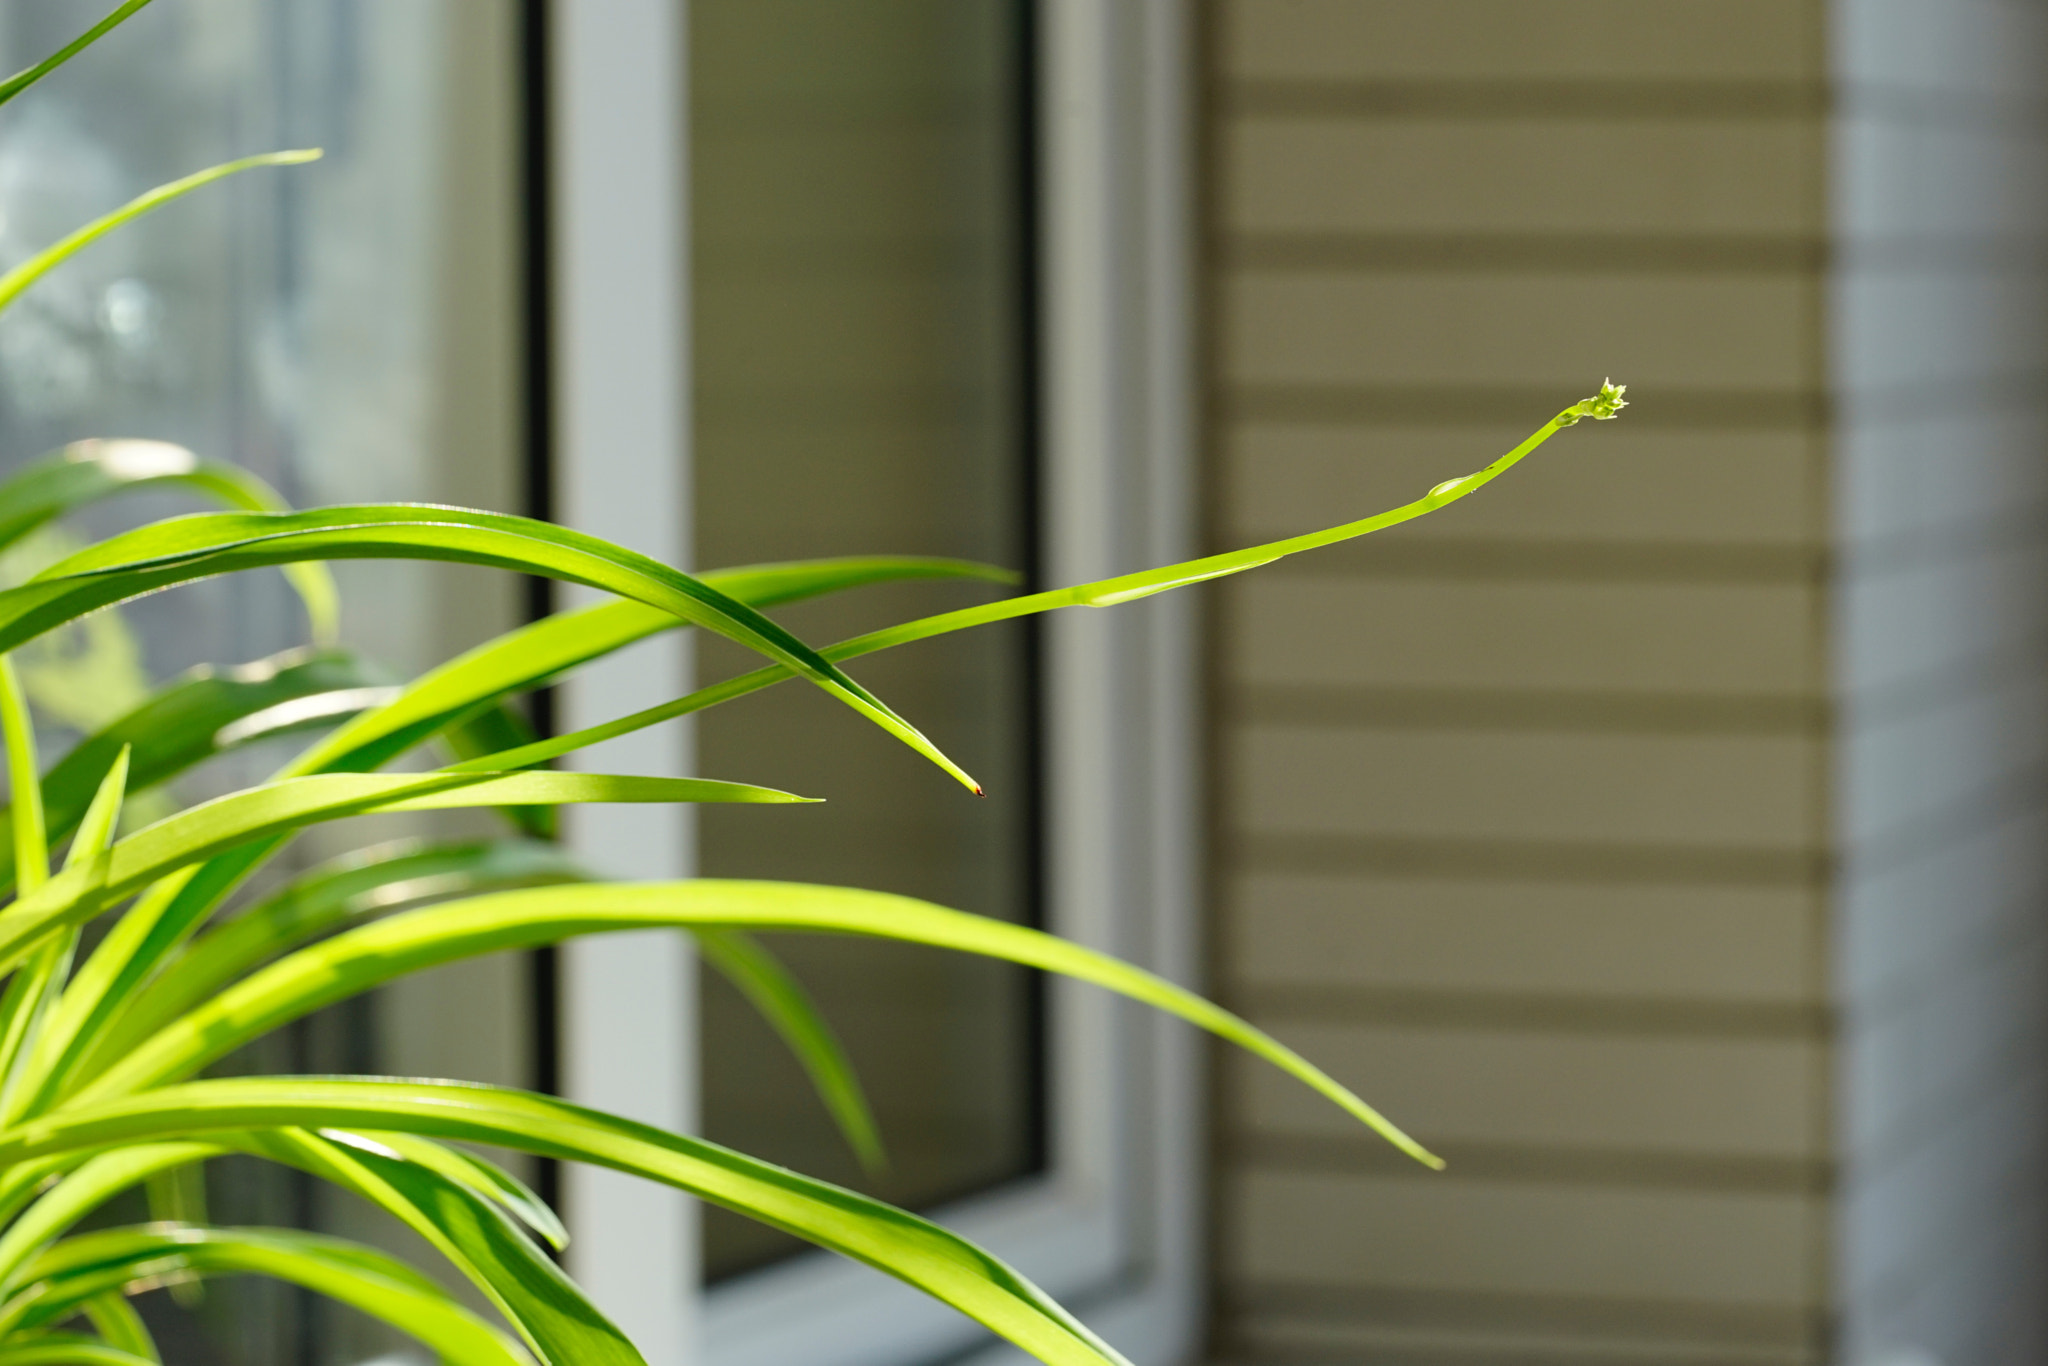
[87,839,585,1073]
[0,649,389,890]
[0,0,158,108]
[0,753,130,1122]
[0,1338,158,1366]
[0,1079,1133,1366]
[74,881,1433,1165]
[0,660,63,1115]
[0,442,337,640]
[0,154,321,321]
[355,1131,568,1252]
[8,510,979,792]
[1,1226,528,1366]
[449,386,1630,773]
[440,703,555,838]
[0,774,811,1112]
[697,929,885,1174]
[242,1129,639,1366]
[81,842,882,1169]
[0,1145,225,1293]
[60,751,127,877]
[290,554,1012,779]
[0,659,47,895]
[78,1295,154,1363]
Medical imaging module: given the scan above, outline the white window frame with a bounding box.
[548,3,1200,1364]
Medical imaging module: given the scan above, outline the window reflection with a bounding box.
[691,0,1042,1281]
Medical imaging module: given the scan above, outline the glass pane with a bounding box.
[0,3,527,1361]
[691,1,1041,1280]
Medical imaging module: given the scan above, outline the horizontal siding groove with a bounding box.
[1227,372,2048,432]
[1231,685,1824,737]
[1247,538,1823,585]
[1238,832,1827,888]
[1225,233,2048,277]
[1223,385,1827,431]
[1218,78,1826,121]
[1220,78,2046,130]
[1223,1282,1822,1351]
[1212,1336,1818,1366]
[1226,984,1831,1040]
[1224,233,1825,276]
[1228,1134,1833,1196]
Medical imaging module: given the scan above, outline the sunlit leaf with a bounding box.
[1,1225,527,1366]
[0,442,338,641]
[8,510,979,791]
[79,881,1435,1166]
[0,1079,1133,1366]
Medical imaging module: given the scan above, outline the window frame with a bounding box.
[545,2,1201,1362]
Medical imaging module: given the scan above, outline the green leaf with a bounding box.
[78,881,1435,1167]
[0,1338,158,1366]
[265,554,1009,805]
[80,846,882,1174]
[1,1226,528,1366]
[698,929,885,1175]
[10,510,979,792]
[0,752,130,1124]
[80,1293,156,1362]
[0,649,391,890]
[0,1079,1134,1366]
[241,1128,639,1366]
[354,1131,568,1252]
[440,701,556,839]
[0,0,159,108]
[0,775,808,1117]
[0,442,338,641]
[0,664,78,1123]
[0,657,49,895]
[0,152,321,320]
[86,839,586,1076]
[0,770,809,964]
[17,849,275,1123]
[61,749,128,875]
[0,1144,223,1294]
[448,395,1619,773]
[293,554,1012,779]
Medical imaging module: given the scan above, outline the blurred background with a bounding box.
[1205,7,2048,1366]
[2,2,2046,1365]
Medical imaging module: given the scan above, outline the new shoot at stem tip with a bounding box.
[1559,377,1628,426]
[1427,378,1627,498]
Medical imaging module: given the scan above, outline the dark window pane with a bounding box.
[690,0,1040,1281]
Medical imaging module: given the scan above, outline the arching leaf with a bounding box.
[75,881,1433,1166]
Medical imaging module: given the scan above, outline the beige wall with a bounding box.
[1204,3,2048,1364]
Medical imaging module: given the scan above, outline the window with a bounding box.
[0,1,1197,1361]
[553,2,1201,1363]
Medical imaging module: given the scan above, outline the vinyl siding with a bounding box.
[1206,3,1835,1363]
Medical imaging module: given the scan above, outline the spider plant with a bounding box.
[0,6,1629,1364]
